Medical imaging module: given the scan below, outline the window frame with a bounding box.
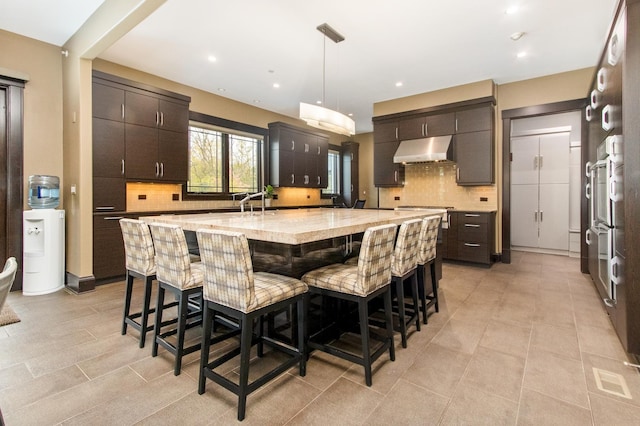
[320,143,343,200]
[183,111,269,201]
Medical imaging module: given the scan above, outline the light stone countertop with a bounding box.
[140,208,444,245]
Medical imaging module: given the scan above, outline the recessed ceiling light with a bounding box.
[273,83,280,88]
[253,100,261,104]
[506,5,519,15]
[316,100,322,104]
[510,31,525,41]
[517,51,527,58]
[348,113,353,117]
[217,88,226,92]
[395,82,403,87]
[208,55,217,62]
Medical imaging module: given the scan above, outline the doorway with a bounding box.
[1,76,25,290]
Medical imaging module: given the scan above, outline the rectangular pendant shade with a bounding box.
[300,102,355,136]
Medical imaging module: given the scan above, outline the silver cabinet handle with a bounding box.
[291,140,295,151]
[304,143,309,153]
[540,211,543,222]
[351,184,354,192]
[464,243,480,247]
[395,127,398,140]
[455,118,458,132]
[304,175,309,185]
[160,112,164,127]
[121,159,125,175]
[586,183,591,200]
[585,161,592,177]
[351,152,354,161]
[424,123,428,135]
[534,211,538,222]
[603,298,615,308]
[291,174,295,184]
[456,168,460,181]
[539,155,543,168]
[534,156,538,169]
[611,256,622,285]
[464,214,480,217]
[156,111,159,126]
[121,104,125,120]
[465,224,480,228]
[155,162,159,177]
[317,176,321,185]
[421,123,425,136]
[318,146,321,155]
[394,170,398,182]
[160,162,164,177]
[585,229,592,245]
[95,206,115,211]
[104,216,124,220]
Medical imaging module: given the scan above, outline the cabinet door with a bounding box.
[511,184,539,248]
[455,106,492,133]
[424,113,455,137]
[93,215,126,280]
[538,132,570,184]
[125,91,158,128]
[511,135,539,185]
[93,118,125,178]
[398,116,425,140]
[373,121,398,143]
[158,130,188,182]
[125,124,159,180]
[539,183,569,250]
[455,130,493,185]
[158,99,189,133]
[316,136,328,188]
[93,177,126,212]
[374,140,404,186]
[93,83,124,121]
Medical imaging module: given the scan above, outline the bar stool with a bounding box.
[196,229,308,421]
[302,223,397,387]
[119,219,167,348]
[417,215,442,324]
[390,218,422,348]
[148,223,205,376]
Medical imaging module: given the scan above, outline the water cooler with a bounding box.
[23,175,65,295]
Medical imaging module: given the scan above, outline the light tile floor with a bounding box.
[2,251,640,425]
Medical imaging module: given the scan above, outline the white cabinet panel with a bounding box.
[511,184,539,248]
[539,184,570,250]
[539,132,570,184]
[511,135,539,185]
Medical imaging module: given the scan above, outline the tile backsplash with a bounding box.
[378,163,498,210]
[125,182,331,212]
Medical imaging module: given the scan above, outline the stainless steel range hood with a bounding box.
[393,135,453,163]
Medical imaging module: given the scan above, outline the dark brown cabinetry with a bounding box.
[269,122,328,188]
[454,105,494,185]
[93,214,129,281]
[445,211,495,265]
[399,112,455,140]
[373,98,495,187]
[584,0,640,355]
[341,141,359,207]
[373,120,404,187]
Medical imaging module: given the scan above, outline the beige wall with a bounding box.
[0,30,64,207]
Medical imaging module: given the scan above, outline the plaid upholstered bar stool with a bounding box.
[417,215,442,324]
[302,223,397,387]
[148,223,205,376]
[119,219,168,348]
[196,229,308,421]
[390,218,422,348]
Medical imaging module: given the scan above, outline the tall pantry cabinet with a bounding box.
[511,132,570,251]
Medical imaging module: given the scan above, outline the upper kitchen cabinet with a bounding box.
[373,120,404,187]
[92,71,191,184]
[454,104,495,185]
[398,112,455,140]
[269,122,328,188]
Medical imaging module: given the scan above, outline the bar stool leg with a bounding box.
[383,287,396,361]
[297,296,307,376]
[152,285,166,357]
[410,273,421,332]
[174,288,189,376]
[198,302,213,395]
[430,263,439,312]
[139,276,154,348]
[395,277,408,348]
[418,265,429,324]
[237,313,254,421]
[358,298,372,387]
[122,273,134,335]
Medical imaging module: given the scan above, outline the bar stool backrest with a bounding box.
[0,257,18,313]
[120,219,156,276]
[418,215,441,265]
[391,219,422,276]
[196,229,255,312]
[149,223,196,289]
[356,223,397,295]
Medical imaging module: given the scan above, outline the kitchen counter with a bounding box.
[140,208,441,245]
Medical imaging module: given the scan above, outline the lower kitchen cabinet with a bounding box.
[445,211,495,265]
[93,214,130,281]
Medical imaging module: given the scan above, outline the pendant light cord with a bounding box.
[322,33,326,106]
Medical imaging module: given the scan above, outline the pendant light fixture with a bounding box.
[300,23,355,136]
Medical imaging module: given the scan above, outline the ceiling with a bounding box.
[1,0,618,134]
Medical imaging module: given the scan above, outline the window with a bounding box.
[185,113,267,198]
[322,149,341,196]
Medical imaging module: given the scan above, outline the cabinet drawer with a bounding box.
[456,212,489,224]
[456,241,490,264]
[457,222,489,243]
[93,215,127,280]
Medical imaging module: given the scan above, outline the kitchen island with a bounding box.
[140,208,445,277]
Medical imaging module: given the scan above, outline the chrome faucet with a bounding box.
[239,191,266,214]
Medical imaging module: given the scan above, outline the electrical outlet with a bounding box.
[172,194,180,201]
[394,196,400,201]
[138,194,146,200]
[480,197,488,202]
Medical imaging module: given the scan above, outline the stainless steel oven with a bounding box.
[587,135,623,306]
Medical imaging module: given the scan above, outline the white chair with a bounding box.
[0,257,18,313]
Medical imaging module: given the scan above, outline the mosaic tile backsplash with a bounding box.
[378,162,498,210]
[125,183,331,212]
